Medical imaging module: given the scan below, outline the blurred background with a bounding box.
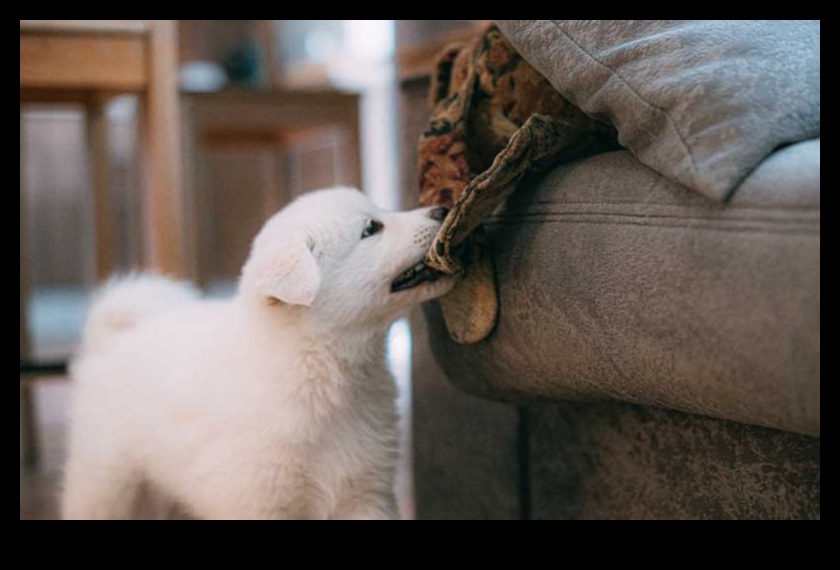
[20,19,486,520]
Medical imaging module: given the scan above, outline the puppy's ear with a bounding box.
[254,242,321,307]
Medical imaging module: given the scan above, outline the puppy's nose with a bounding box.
[429,207,449,223]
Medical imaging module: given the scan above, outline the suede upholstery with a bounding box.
[528,402,820,520]
[401,43,820,516]
[425,141,821,436]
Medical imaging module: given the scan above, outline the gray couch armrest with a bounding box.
[425,140,821,436]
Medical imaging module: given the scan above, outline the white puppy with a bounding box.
[63,188,453,520]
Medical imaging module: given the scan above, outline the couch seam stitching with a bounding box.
[485,217,819,236]
[517,200,820,212]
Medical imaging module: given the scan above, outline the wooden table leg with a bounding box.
[346,109,363,191]
[20,108,39,468]
[87,100,117,282]
[144,20,186,278]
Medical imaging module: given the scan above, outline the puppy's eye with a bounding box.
[361,220,384,240]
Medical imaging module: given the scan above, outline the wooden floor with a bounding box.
[20,379,71,521]
[20,468,61,521]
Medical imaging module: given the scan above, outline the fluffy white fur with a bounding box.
[63,188,454,520]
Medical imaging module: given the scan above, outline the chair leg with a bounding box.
[20,109,30,360]
[20,387,40,469]
[20,109,39,469]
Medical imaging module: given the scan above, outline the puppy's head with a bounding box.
[240,188,455,327]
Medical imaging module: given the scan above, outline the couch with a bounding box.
[401,20,820,520]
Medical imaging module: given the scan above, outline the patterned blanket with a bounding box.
[419,25,617,343]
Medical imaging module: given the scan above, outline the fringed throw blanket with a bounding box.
[419,25,618,344]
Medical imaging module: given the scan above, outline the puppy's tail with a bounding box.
[80,275,199,356]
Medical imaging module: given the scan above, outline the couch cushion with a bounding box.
[424,140,820,436]
[496,20,821,201]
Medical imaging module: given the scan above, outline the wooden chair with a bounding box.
[20,20,186,466]
[20,19,187,279]
[397,20,491,79]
